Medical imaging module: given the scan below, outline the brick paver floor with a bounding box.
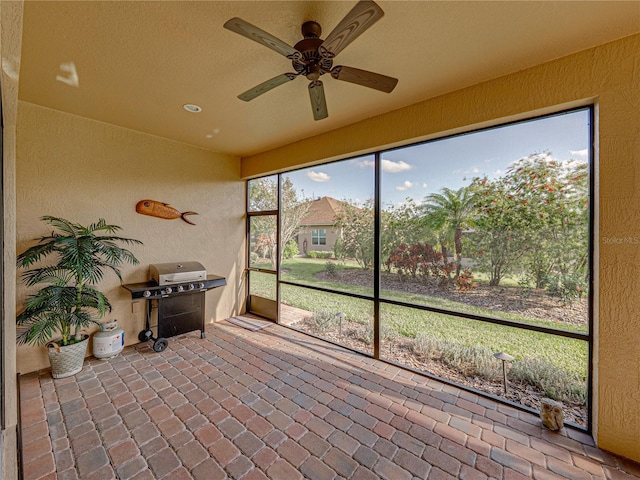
[19,320,640,480]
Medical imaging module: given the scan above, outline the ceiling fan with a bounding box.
[223,0,398,121]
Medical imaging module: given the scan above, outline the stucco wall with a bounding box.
[16,102,246,374]
[297,227,339,254]
[1,1,23,479]
[241,34,640,462]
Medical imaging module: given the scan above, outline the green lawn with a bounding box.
[279,257,587,333]
[252,257,589,380]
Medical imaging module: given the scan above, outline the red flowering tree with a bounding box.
[467,153,588,292]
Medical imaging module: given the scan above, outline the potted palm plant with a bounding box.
[16,216,142,378]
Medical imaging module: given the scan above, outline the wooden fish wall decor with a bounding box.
[135,200,198,225]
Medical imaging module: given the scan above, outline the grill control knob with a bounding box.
[143,290,151,298]
[163,287,173,295]
[198,282,205,289]
[188,284,195,290]
[177,285,185,292]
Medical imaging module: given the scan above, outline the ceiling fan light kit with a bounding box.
[224,0,398,121]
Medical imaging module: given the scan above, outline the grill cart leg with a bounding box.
[138,299,169,352]
[138,301,154,342]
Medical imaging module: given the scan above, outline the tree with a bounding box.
[334,200,375,269]
[466,175,529,286]
[248,175,278,212]
[248,176,310,269]
[467,153,589,289]
[280,177,310,266]
[502,154,589,293]
[422,187,476,278]
[381,198,433,270]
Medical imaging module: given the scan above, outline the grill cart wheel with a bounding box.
[153,338,168,353]
[138,330,153,343]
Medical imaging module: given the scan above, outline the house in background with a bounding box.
[297,196,345,254]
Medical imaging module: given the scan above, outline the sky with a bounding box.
[284,108,591,208]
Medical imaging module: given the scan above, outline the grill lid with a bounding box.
[150,261,206,285]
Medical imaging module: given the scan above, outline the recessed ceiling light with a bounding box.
[183,104,202,113]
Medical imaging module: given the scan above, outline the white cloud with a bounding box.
[422,182,428,188]
[452,166,480,175]
[307,171,331,182]
[381,159,412,173]
[358,159,413,173]
[395,181,415,191]
[358,160,374,169]
[570,149,588,158]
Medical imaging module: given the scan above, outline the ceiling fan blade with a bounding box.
[308,81,328,121]
[331,66,398,93]
[224,17,297,58]
[238,73,297,101]
[321,1,384,57]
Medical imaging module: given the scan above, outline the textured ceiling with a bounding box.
[18,1,640,157]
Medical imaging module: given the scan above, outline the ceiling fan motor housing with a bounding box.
[292,39,332,79]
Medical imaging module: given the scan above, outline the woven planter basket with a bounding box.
[47,335,89,379]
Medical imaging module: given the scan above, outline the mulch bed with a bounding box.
[318,269,588,327]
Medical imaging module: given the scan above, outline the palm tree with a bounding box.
[17,216,142,346]
[422,187,476,278]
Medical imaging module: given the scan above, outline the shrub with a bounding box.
[324,261,337,277]
[510,357,586,403]
[517,274,533,299]
[414,334,500,380]
[354,323,396,346]
[546,272,586,305]
[306,250,333,259]
[307,311,339,332]
[357,323,374,345]
[249,251,260,265]
[454,269,478,292]
[385,242,452,286]
[411,333,586,403]
[283,239,299,259]
[440,343,500,380]
[412,333,443,360]
[333,236,344,260]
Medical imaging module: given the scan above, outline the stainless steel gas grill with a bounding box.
[122,262,226,352]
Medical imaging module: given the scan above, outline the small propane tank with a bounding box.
[93,320,125,359]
